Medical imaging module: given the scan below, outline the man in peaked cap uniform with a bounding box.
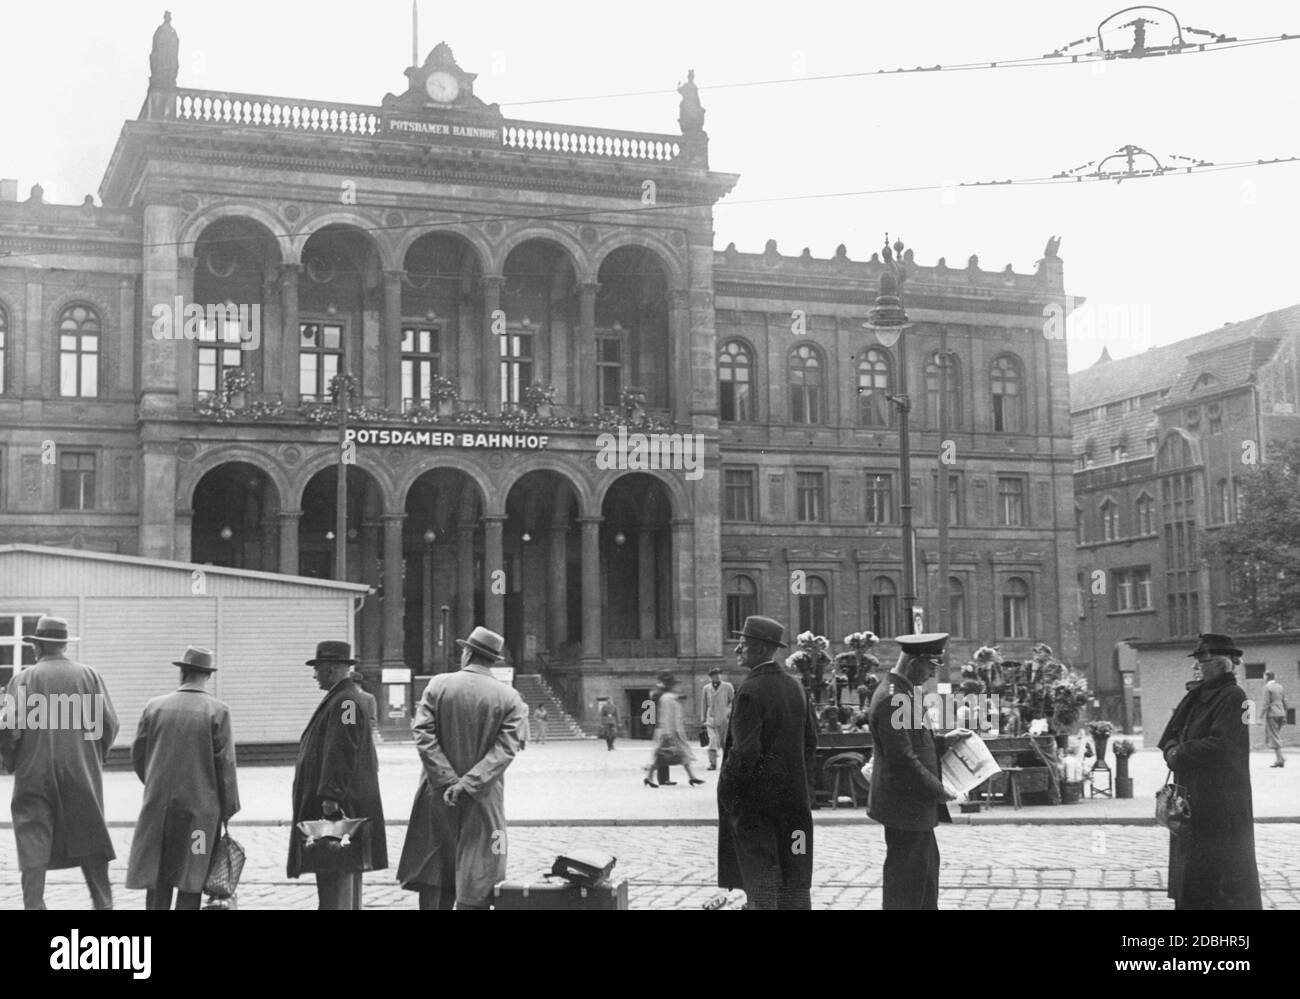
[126,646,240,910]
[0,616,119,910]
[867,632,973,909]
[398,626,527,910]
[717,616,818,909]
[288,640,387,909]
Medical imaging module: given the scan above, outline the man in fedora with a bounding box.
[288,641,387,909]
[717,616,817,910]
[126,646,240,909]
[397,626,527,910]
[0,615,118,909]
[867,632,973,909]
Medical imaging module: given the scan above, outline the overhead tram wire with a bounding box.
[2,155,1298,263]
[491,33,1300,109]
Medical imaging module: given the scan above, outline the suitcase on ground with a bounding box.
[492,875,628,910]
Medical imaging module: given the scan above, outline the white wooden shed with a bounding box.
[0,544,372,757]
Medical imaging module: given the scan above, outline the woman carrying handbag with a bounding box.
[643,673,704,788]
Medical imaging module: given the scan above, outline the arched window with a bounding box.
[990,355,1024,432]
[789,344,824,424]
[857,348,892,427]
[726,574,758,638]
[719,340,753,422]
[1157,432,1194,470]
[1002,577,1030,638]
[58,304,100,398]
[798,575,828,636]
[925,351,961,428]
[948,577,966,636]
[1100,499,1119,541]
[0,303,7,394]
[870,576,897,637]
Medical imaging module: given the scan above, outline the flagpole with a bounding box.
[412,1,419,67]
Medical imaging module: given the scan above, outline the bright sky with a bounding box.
[1,0,1297,372]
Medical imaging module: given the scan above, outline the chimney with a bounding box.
[0,179,17,202]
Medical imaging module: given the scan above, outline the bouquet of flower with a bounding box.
[1087,719,1114,739]
[792,632,832,702]
[1111,738,1135,758]
[840,631,878,687]
[522,382,556,408]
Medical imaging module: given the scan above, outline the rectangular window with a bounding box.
[871,590,897,638]
[795,471,826,523]
[1135,568,1152,610]
[997,477,1025,526]
[0,326,6,395]
[499,328,534,406]
[866,473,893,524]
[799,593,828,636]
[931,472,962,526]
[1243,662,1265,680]
[400,325,441,410]
[197,318,244,398]
[299,322,342,401]
[0,614,43,671]
[597,337,622,409]
[723,469,755,522]
[1113,570,1133,612]
[59,451,96,510]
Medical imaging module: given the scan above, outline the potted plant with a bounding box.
[522,382,556,418]
[1087,719,1114,763]
[1112,738,1135,798]
[429,375,460,416]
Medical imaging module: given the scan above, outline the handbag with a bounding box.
[296,814,370,873]
[1155,770,1191,834]
[204,821,246,899]
[654,736,687,767]
[698,726,710,748]
[550,851,617,887]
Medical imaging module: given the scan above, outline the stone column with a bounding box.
[671,516,696,658]
[279,510,302,575]
[382,513,406,668]
[578,282,598,414]
[638,529,657,639]
[280,263,302,407]
[173,509,193,564]
[483,515,505,636]
[482,276,504,413]
[383,270,404,412]
[548,524,568,651]
[175,256,197,404]
[360,520,382,665]
[422,545,436,671]
[261,264,283,398]
[668,287,691,425]
[580,517,603,661]
[456,526,476,640]
[117,277,136,395]
[139,440,177,559]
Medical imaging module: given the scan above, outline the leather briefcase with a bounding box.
[296,816,370,873]
[550,851,617,887]
[492,876,628,911]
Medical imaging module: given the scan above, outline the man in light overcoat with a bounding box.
[397,626,526,910]
[0,615,119,910]
[700,667,735,771]
[126,646,239,909]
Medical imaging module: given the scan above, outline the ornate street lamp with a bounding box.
[864,236,917,637]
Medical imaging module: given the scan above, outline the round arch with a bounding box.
[177,446,292,512]
[392,454,495,516]
[499,455,598,518]
[590,233,686,289]
[291,449,398,513]
[394,227,492,277]
[594,468,692,521]
[178,203,291,261]
[494,227,589,282]
[290,211,397,270]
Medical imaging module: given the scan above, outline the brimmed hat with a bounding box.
[173,645,217,672]
[22,615,79,644]
[306,640,358,667]
[456,626,506,662]
[897,632,950,657]
[1187,633,1242,658]
[731,615,787,649]
[708,667,722,676]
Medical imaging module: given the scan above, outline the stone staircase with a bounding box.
[513,674,592,740]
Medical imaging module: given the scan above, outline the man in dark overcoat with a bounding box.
[717,615,817,910]
[867,633,972,910]
[0,616,118,910]
[288,640,387,910]
[1158,634,1261,909]
[126,645,240,909]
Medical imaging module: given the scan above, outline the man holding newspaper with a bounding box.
[866,633,978,910]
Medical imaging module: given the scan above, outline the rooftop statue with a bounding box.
[149,11,180,90]
[678,69,706,136]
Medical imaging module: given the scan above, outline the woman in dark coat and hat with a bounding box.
[1157,635,1261,909]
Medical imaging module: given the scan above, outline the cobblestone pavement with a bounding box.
[4,823,1296,910]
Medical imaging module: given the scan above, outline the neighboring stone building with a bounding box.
[0,16,1077,731]
[1071,303,1300,729]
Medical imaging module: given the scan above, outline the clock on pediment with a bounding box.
[382,41,498,113]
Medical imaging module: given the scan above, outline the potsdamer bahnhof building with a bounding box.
[0,16,1079,731]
